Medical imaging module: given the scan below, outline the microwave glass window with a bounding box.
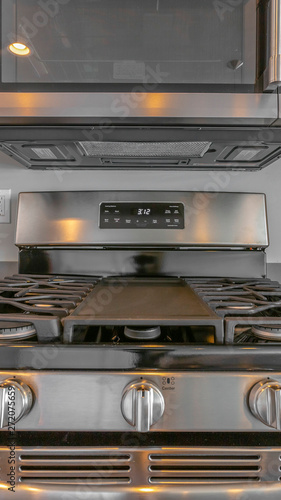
[1,0,256,86]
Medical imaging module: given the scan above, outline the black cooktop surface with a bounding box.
[73,277,218,321]
[63,277,223,343]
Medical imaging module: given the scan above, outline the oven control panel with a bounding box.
[100,202,184,229]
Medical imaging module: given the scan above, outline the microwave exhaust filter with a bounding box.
[77,141,212,158]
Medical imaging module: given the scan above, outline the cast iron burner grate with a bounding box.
[186,278,281,344]
[0,274,99,342]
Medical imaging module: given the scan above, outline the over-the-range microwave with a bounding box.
[1,0,281,171]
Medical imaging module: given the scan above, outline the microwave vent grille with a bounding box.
[77,141,211,158]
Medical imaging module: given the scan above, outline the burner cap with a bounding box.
[124,326,161,340]
[0,322,36,341]
[252,325,281,341]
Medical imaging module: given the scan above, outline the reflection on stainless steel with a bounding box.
[0,93,277,125]
[249,378,281,429]
[227,59,244,70]
[1,370,281,432]
[121,379,165,432]
[262,0,281,90]
[19,248,266,278]
[16,191,268,248]
[0,378,33,429]
[0,445,280,499]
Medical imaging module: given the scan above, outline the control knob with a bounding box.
[0,379,33,429]
[249,379,281,430]
[121,380,165,432]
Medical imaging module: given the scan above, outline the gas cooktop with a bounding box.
[1,274,281,346]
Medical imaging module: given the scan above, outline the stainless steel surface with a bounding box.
[16,191,269,248]
[19,248,267,278]
[262,0,281,90]
[0,485,280,500]
[249,378,281,429]
[0,446,280,499]
[0,378,32,429]
[0,371,281,431]
[0,93,277,125]
[121,380,165,432]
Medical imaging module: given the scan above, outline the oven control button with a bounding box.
[121,380,165,433]
[0,379,33,429]
[249,379,281,430]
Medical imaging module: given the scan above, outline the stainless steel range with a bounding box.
[0,190,281,499]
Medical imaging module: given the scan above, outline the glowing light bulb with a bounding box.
[8,43,30,56]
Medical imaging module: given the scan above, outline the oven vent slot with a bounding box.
[20,477,130,485]
[149,453,262,484]
[19,452,131,485]
[149,477,260,483]
[100,158,190,166]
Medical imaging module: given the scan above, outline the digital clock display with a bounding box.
[131,208,151,216]
[100,202,184,229]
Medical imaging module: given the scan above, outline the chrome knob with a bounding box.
[121,380,165,432]
[0,379,33,429]
[249,379,281,430]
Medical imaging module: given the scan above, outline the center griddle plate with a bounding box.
[63,277,223,343]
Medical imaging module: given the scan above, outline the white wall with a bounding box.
[0,152,281,263]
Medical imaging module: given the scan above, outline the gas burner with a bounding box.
[219,304,254,311]
[0,322,36,341]
[188,278,281,318]
[79,324,215,345]
[0,274,99,343]
[124,326,161,340]
[251,325,281,341]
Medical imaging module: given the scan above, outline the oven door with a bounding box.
[0,0,280,126]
